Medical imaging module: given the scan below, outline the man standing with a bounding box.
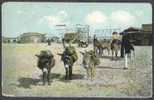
[47,39,51,46]
[120,32,132,69]
[120,32,125,58]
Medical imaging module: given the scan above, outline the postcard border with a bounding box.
[0,0,153,100]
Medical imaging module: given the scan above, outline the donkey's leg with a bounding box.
[102,49,104,56]
[69,66,72,80]
[90,67,93,81]
[133,51,135,58]
[98,48,101,56]
[115,49,118,57]
[111,50,114,59]
[86,68,90,80]
[93,66,96,78]
[42,71,46,85]
[107,48,110,56]
[98,48,100,57]
[65,68,69,80]
[100,48,103,56]
[42,68,47,85]
[129,53,131,60]
[47,71,50,85]
[91,66,95,81]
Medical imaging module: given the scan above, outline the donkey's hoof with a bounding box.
[123,67,128,70]
[65,77,68,80]
[90,78,94,81]
[69,77,72,80]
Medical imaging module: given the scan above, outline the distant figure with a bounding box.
[78,40,88,48]
[120,32,125,58]
[112,32,119,40]
[121,32,135,69]
[112,32,121,44]
[47,39,51,46]
[121,32,128,58]
[110,32,121,58]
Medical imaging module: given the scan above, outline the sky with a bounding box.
[2,2,152,37]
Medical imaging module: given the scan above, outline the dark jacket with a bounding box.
[121,35,134,57]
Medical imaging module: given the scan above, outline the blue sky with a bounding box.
[2,2,152,37]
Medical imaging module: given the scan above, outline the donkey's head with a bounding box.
[58,52,73,68]
[36,50,54,69]
[63,54,73,68]
[81,51,96,68]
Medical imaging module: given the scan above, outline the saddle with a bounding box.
[39,50,53,58]
[112,39,121,45]
[64,46,78,62]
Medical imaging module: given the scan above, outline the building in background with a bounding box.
[18,32,46,43]
[94,28,121,40]
[50,36,60,43]
[141,24,152,45]
[123,24,152,45]
[76,24,90,43]
[2,36,17,43]
[142,24,152,33]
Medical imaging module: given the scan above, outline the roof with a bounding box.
[51,36,59,39]
[142,24,152,26]
[123,27,141,32]
[20,32,46,37]
[2,36,17,39]
[112,32,118,35]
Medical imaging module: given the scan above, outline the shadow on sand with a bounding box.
[97,65,124,70]
[17,73,84,89]
[17,77,41,88]
[99,55,122,61]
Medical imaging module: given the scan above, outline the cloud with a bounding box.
[110,10,136,27]
[38,15,62,29]
[44,16,62,26]
[38,11,69,28]
[57,11,68,19]
[16,9,37,18]
[17,10,23,14]
[135,10,143,17]
[85,11,107,25]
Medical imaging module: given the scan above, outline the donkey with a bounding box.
[93,36,111,57]
[111,39,121,59]
[81,50,100,81]
[78,40,88,48]
[100,39,111,55]
[58,46,78,80]
[35,50,55,85]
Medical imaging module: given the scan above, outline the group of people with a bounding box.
[93,31,134,69]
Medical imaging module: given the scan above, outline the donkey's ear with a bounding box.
[50,54,54,58]
[57,53,63,56]
[35,54,40,58]
[80,51,84,55]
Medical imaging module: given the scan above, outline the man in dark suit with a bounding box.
[47,39,51,46]
[121,32,135,69]
[120,32,127,58]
